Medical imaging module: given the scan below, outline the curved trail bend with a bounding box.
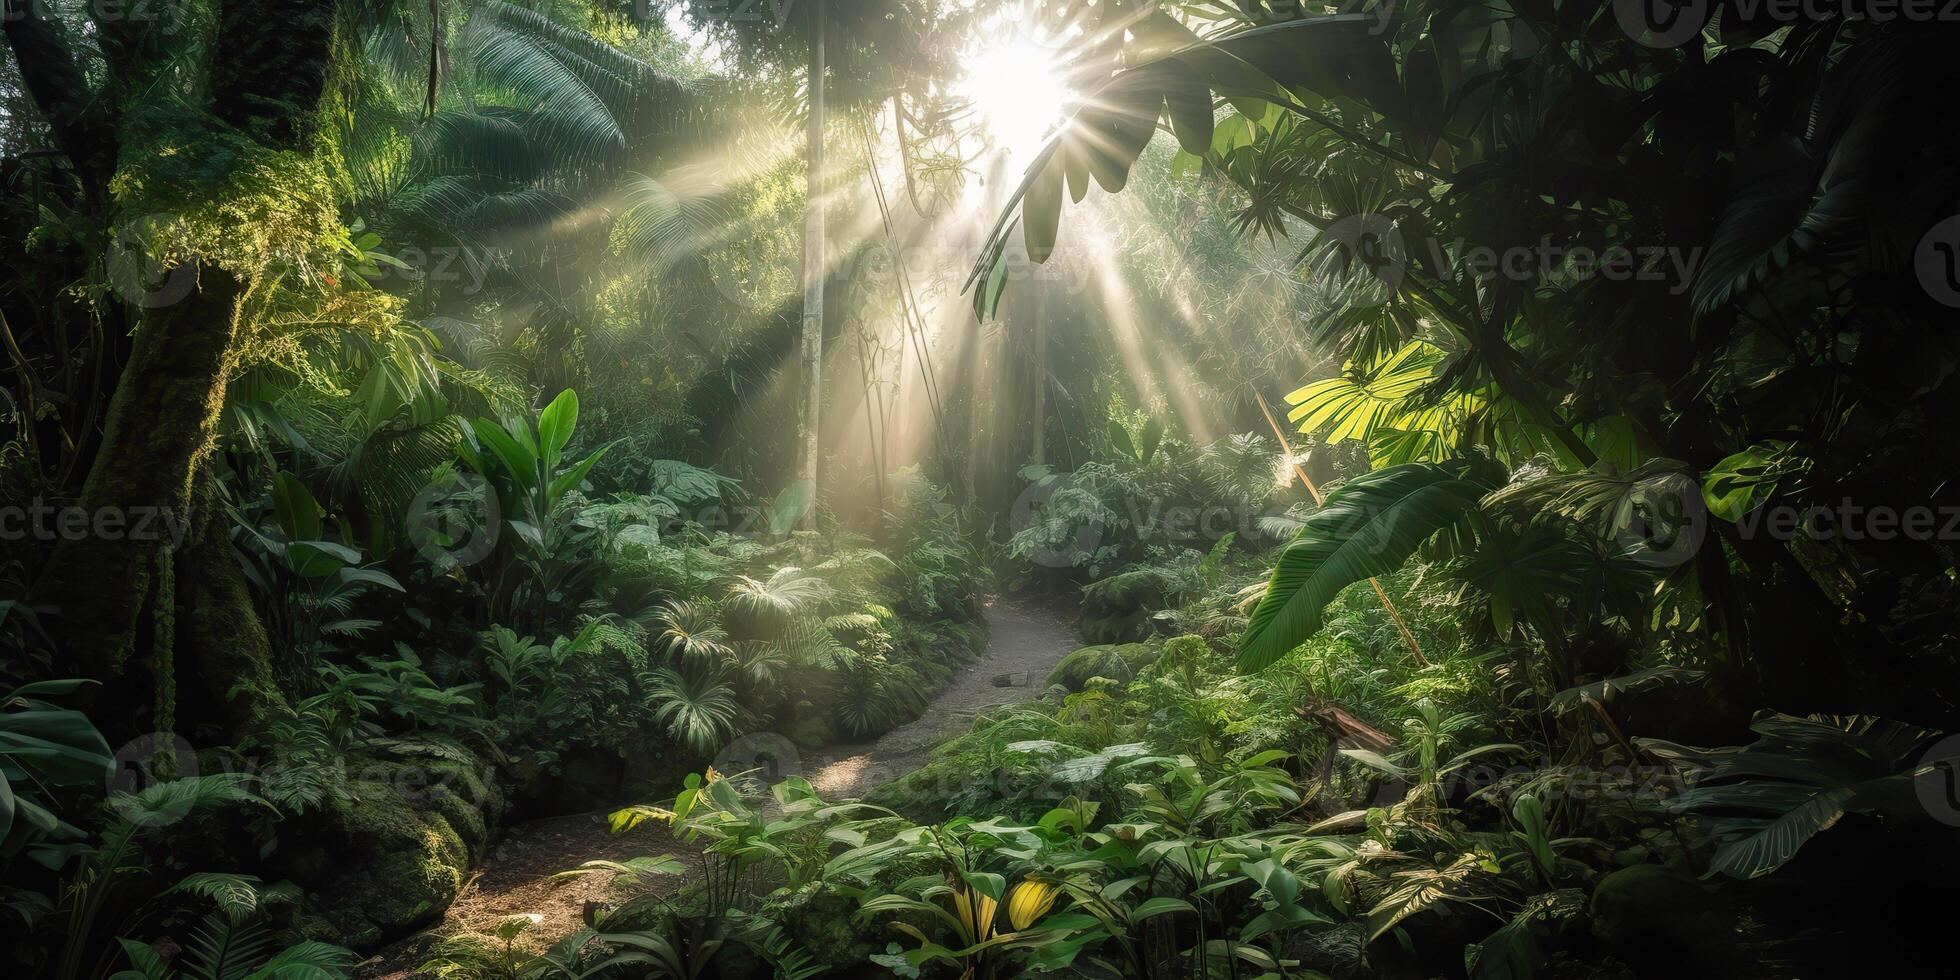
[358,593,1077,977]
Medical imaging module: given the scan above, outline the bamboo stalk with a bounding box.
[1255,391,1429,668]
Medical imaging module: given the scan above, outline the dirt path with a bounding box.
[799,593,1076,797]
[355,593,1076,977]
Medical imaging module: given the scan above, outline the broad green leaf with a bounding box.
[1239,463,1488,670]
[1129,896,1196,921]
[271,471,322,542]
[472,418,538,489]
[536,388,580,469]
[770,480,815,535]
[1701,440,1803,522]
[547,445,611,508]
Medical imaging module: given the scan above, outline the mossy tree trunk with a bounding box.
[27,0,342,733]
[34,267,243,683]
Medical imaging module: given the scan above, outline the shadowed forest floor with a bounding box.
[356,594,1077,977]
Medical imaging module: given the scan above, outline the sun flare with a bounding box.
[957,28,1076,163]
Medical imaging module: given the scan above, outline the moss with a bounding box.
[1589,865,1738,977]
[300,740,500,951]
[1079,607,1148,644]
[1113,640,1160,670]
[1046,644,1139,691]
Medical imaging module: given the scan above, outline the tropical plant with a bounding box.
[1239,463,1488,671]
[112,874,355,980]
[54,776,266,980]
[1642,713,1955,880]
[230,471,405,674]
[644,664,741,756]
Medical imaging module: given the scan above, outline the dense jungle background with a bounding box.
[4,1,1960,977]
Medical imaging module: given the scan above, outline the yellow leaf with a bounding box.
[607,805,676,834]
[1005,880,1060,930]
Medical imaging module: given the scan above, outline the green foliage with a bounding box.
[114,876,355,980]
[0,679,113,855]
[320,648,487,736]
[1642,713,1951,879]
[1240,463,1489,671]
[230,470,405,673]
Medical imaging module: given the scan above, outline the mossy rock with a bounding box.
[1112,640,1161,671]
[1080,568,1175,615]
[784,703,840,749]
[1589,865,1739,978]
[1046,645,1138,691]
[1079,607,1149,644]
[298,738,502,951]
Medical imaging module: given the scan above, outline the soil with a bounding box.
[353,592,1078,977]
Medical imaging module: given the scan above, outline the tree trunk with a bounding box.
[30,0,338,730]
[1031,285,1047,464]
[35,266,243,682]
[177,462,285,731]
[797,1,827,527]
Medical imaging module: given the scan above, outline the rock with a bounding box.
[1079,607,1149,644]
[1589,865,1739,978]
[295,738,501,951]
[1046,644,1138,691]
[991,671,1023,687]
[784,708,839,749]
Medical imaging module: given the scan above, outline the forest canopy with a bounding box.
[3,2,1958,978]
